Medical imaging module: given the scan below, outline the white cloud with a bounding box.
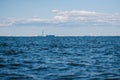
[0,10,120,27]
[52,10,120,24]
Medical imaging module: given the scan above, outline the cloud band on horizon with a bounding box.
[0,10,120,27]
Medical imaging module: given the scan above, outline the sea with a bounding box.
[0,36,120,80]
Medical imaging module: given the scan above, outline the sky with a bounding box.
[0,0,120,36]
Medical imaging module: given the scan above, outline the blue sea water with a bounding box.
[0,36,120,80]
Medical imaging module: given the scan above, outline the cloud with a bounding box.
[52,10,120,26]
[0,10,120,27]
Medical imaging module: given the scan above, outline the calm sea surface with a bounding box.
[0,36,120,80]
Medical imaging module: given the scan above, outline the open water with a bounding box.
[0,36,120,80]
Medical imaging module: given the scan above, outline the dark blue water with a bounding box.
[0,36,120,80]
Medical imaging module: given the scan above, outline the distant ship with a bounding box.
[46,35,55,38]
[38,30,55,37]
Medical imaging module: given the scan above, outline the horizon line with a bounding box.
[0,35,120,37]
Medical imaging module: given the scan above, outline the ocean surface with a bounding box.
[0,36,120,80]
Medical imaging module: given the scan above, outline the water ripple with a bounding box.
[0,37,120,80]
